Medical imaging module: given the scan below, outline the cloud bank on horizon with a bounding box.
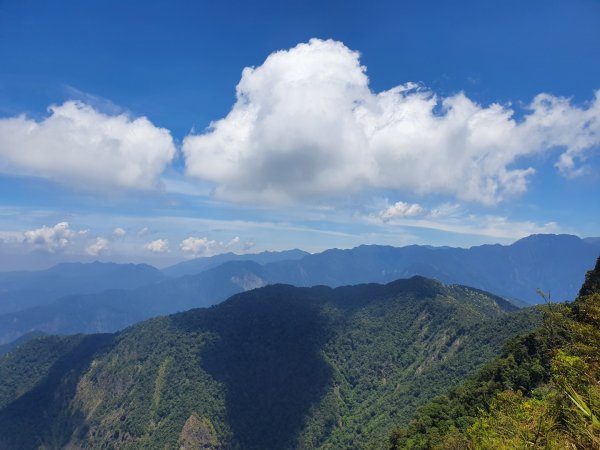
[0,38,597,207]
[0,220,251,266]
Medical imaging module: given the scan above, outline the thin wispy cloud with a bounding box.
[368,203,560,240]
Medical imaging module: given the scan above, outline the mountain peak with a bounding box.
[386,275,445,295]
[511,233,582,246]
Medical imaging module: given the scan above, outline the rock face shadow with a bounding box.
[173,285,333,450]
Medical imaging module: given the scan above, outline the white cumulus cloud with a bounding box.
[379,201,425,221]
[144,239,169,253]
[180,236,242,258]
[86,237,109,256]
[22,222,87,253]
[183,38,600,205]
[113,227,127,237]
[0,101,176,190]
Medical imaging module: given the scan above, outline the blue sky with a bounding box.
[0,0,599,270]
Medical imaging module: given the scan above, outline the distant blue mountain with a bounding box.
[259,234,600,304]
[584,237,600,246]
[161,249,309,277]
[0,260,266,344]
[0,261,165,315]
[0,234,597,344]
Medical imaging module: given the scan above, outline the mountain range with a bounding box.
[162,248,309,277]
[0,276,539,449]
[0,261,165,315]
[241,234,600,303]
[0,234,597,345]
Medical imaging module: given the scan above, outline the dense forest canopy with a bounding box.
[0,277,538,449]
[390,257,600,449]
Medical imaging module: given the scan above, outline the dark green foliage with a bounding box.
[0,330,47,356]
[0,277,538,449]
[391,257,600,449]
[173,285,333,450]
[579,255,600,298]
[0,334,113,449]
[389,326,555,449]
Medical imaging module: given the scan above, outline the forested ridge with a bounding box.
[390,257,600,449]
[0,277,537,449]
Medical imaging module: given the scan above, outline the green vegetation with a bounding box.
[0,330,47,356]
[389,257,600,449]
[0,277,537,449]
